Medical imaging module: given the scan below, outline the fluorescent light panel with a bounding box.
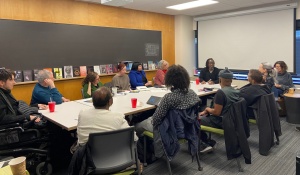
[167,0,218,10]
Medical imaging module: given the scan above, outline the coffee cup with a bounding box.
[9,156,26,175]
[288,88,294,94]
[112,87,118,95]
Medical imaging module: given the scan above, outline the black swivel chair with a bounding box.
[88,126,141,175]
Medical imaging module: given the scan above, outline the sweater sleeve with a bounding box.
[0,103,29,124]
[82,84,91,98]
[281,73,294,91]
[129,72,144,89]
[33,86,63,104]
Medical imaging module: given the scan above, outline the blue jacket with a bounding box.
[153,105,199,161]
[30,83,63,105]
[128,70,147,89]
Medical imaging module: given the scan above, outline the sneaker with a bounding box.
[199,142,213,154]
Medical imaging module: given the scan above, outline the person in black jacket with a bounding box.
[240,69,271,119]
[0,69,41,125]
[199,58,220,85]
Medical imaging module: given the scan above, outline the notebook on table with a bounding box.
[146,96,162,106]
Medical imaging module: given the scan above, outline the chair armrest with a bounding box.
[0,123,21,130]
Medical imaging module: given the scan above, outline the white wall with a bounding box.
[175,15,195,76]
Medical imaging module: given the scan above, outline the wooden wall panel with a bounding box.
[1,0,174,103]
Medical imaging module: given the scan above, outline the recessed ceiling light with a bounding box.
[167,0,218,10]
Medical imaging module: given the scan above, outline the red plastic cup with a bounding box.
[131,98,137,108]
[195,78,200,85]
[48,102,56,112]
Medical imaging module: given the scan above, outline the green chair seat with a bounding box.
[201,125,224,135]
[248,119,256,124]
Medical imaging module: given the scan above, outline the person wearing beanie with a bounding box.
[199,67,240,134]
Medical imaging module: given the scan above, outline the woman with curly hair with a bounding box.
[82,72,103,98]
[273,61,294,97]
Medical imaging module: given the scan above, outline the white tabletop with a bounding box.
[42,82,223,131]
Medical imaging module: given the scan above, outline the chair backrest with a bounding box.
[87,127,135,174]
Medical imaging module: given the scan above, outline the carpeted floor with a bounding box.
[142,118,300,175]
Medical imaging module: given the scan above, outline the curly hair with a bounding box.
[165,65,190,92]
[205,58,215,70]
[274,61,288,72]
[82,71,98,86]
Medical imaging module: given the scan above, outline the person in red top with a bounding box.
[154,60,169,87]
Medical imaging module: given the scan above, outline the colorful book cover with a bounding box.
[93,65,101,74]
[14,70,23,82]
[80,66,87,77]
[86,66,94,74]
[53,68,63,79]
[107,64,113,74]
[126,62,133,71]
[112,64,118,73]
[72,66,81,77]
[33,69,39,81]
[64,66,73,78]
[147,61,153,70]
[143,62,148,70]
[23,70,33,82]
[43,67,53,74]
[100,65,107,74]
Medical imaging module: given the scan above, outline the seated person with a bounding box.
[77,86,137,146]
[135,65,212,153]
[154,60,169,87]
[258,62,277,90]
[111,63,131,91]
[30,70,70,105]
[199,58,219,85]
[129,62,152,90]
[0,69,40,125]
[82,71,103,98]
[273,61,294,97]
[240,69,271,119]
[199,67,239,129]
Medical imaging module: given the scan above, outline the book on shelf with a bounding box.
[112,64,118,73]
[86,66,94,74]
[80,66,87,77]
[153,61,158,70]
[23,70,33,82]
[64,66,73,78]
[126,62,133,71]
[100,65,107,74]
[14,70,23,82]
[143,62,148,70]
[147,61,153,70]
[72,66,81,77]
[93,65,101,74]
[107,64,113,74]
[53,68,63,79]
[33,69,39,81]
[43,67,53,73]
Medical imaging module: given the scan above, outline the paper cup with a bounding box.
[288,88,294,94]
[9,156,26,175]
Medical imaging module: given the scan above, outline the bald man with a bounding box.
[77,86,137,145]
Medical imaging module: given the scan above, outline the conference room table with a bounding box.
[40,82,223,131]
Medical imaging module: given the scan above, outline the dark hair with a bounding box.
[92,87,112,108]
[118,63,126,71]
[0,69,15,82]
[205,58,215,70]
[82,72,99,86]
[249,69,263,83]
[274,61,288,72]
[131,62,142,71]
[165,65,190,92]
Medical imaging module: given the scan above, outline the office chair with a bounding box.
[88,127,141,175]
